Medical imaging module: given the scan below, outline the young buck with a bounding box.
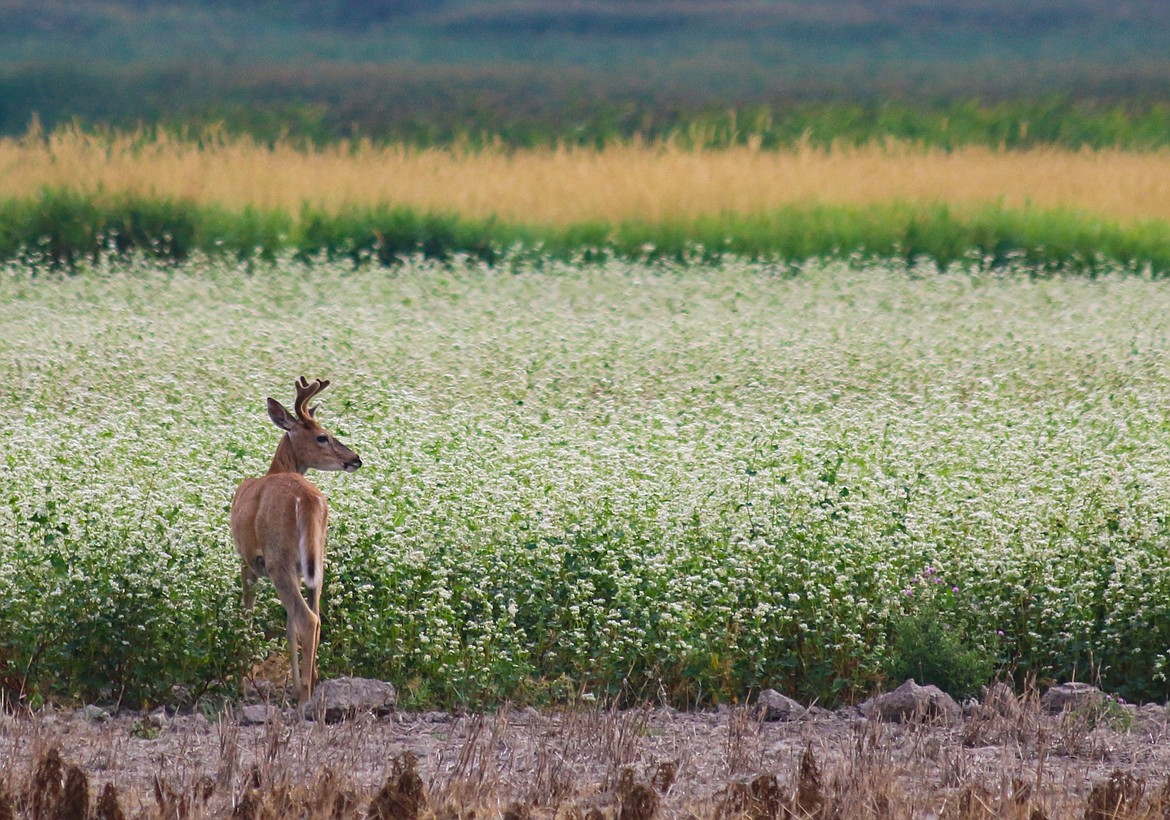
[230,377,362,705]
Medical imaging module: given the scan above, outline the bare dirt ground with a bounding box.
[3,688,1170,818]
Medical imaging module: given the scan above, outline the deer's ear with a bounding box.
[267,398,298,430]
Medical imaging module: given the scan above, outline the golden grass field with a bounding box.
[4,127,1170,226]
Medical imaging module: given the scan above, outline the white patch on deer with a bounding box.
[296,497,318,588]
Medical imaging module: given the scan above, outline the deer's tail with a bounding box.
[295,495,328,589]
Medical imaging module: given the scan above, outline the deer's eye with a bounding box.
[316,435,329,443]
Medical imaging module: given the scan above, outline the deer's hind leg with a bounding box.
[271,568,320,707]
[306,581,323,688]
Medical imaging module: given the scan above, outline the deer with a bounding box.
[230,377,362,705]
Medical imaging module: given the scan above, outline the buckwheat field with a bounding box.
[3,254,1170,714]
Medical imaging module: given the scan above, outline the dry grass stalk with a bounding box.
[725,706,761,775]
[153,772,190,819]
[5,128,1170,225]
[607,707,652,783]
[430,712,527,814]
[215,718,242,794]
[526,714,578,809]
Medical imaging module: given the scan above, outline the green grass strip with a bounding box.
[4,188,1170,274]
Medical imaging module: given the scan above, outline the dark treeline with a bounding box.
[6,0,1170,148]
[7,62,1170,151]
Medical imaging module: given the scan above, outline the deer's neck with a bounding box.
[267,434,306,475]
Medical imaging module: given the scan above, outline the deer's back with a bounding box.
[230,473,328,561]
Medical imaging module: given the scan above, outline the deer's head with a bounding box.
[267,377,362,474]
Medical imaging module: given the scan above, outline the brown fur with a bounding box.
[230,377,361,706]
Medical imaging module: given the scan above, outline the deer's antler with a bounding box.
[294,376,330,422]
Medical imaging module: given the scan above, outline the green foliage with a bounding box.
[3,190,1170,275]
[0,487,258,707]
[298,206,499,266]
[886,568,998,700]
[0,190,102,267]
[0,191,288,267]
[192,205,293,261]
[887,614,995,701]
[5,256,1170,708]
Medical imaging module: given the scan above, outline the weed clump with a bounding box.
[93,783,127,820]
[1084,770,1144,820]
[886,612,997,701]
[31,748,64,820]
[367,753,426,820]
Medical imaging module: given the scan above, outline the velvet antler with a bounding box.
[293,376,330,422]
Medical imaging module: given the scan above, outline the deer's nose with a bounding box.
[345,456,363,472]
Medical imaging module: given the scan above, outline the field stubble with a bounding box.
[3,685,1170,819]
